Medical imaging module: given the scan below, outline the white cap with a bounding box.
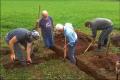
[31,30,40,40]
[55,24,64,30]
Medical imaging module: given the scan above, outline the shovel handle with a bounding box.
[83,40,95,54]
[64,37,67,59]
[116,61,120,80]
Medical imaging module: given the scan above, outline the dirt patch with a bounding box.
[0,75,5,80]
[2,30,119,80]
[0,47,10,55]
[54,31,96,55]
[53,30,120,80]
[3,54,60,70]
[76,53,120,80]
[81,53,120,72]
[2,49,59,70]
[3,56,45,70]
[90,54,119,71]
[111,35,120,47]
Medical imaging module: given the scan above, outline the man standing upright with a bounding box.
[38,10,54,48]
[85,18,113,51]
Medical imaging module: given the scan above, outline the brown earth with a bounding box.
[3,56,45,70]
[76,53,120,80]
[0,47,10,55]
[54,31,96,55]
[1,31,120,80]
[54,31,120,80]
[80,53,120,72]
[2,47,59,70]
[111,35,120,47]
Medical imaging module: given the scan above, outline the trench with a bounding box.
[1,31,119,80]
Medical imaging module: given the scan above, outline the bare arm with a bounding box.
[26,42,32,63]
[8,36,17,62]
[9,36,17,54]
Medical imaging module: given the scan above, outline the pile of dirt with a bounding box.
[81,53,120,72]
[54,31,96,55]
[76,53,119,80]
[3,49,59,70]
[3,56,45,69]
[111,35,120,47]
[0,47,10,55]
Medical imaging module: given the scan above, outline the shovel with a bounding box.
[63,37,67,61]
[83,39,95,54]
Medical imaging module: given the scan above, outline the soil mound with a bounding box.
[111,35,120,47]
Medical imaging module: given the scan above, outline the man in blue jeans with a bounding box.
[55,23,78,64]
[85,18,113,51]
[5,28,40,65]
[38,10,54,48]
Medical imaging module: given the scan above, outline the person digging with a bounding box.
[5,28,40,66]
[85,18,113,51]
[55,23,78,64]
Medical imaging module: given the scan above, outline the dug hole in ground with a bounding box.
[52,30,120,80]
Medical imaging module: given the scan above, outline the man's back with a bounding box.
[64,24,77,44]
[91,18,113,29]
[6,28,31,48]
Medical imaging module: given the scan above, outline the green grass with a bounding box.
[0,0,119,79]
[1,0,119,46]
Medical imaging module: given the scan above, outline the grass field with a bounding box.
[1,0,119,37]
[0,0,120,80]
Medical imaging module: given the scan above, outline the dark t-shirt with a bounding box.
[6,28,32,47]
[90,18,113,38]
[39,16,53,36]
